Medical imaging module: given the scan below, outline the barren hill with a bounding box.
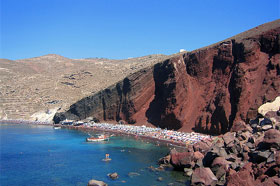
[0,54,170,120]
[54,19,280,134]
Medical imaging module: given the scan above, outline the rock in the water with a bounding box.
[128,172,140,177]
[157,177,163,181]
[88,179,108,186]
[108,172,119,180]
[158,155,171,164]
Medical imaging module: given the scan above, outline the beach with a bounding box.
[58,122,212,148]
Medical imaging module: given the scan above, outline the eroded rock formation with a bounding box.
[158,108,280,186]
[54,19,280,134]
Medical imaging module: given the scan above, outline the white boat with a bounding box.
[86,135,109,142]
[53,126,61,129]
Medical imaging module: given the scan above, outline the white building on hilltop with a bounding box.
[180,49,187,53]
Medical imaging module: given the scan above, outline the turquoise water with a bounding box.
[0,124,188,186]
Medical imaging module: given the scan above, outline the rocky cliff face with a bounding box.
[54,20,280,134]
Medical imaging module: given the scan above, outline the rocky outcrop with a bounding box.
[54,19,280,134]
[159,109,280,186]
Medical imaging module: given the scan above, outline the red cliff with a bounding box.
[54,19,280,134]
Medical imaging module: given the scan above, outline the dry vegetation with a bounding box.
[0,54,170,120]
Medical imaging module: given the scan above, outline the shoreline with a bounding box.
[63,125,189,149]
[0,119,212,149]
[0,119,53,126]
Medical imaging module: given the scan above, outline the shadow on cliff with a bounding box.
[145,60,182,130]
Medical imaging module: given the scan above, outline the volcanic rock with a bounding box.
[275,151,280,165]
[170,149,195,169]
[193,151,204,161]
[193,141,211,153]
[191,167,217,186]
[211,157,231,170]
[250,151,272,163]
[226,162,255,186]
[263,129,280,149]
[211,146,228,158]
[54,20,280,134]
[158,154,171,164]
[231,120,253,133]
[223,132,235,146]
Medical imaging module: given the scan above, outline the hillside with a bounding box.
[0,54,170,120]
[54,19,280,134]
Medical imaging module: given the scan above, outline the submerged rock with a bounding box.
[157,177,163,181]
[128,172,140,177]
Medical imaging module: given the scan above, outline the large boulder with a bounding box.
[263,129,280,149]
[223,132,235,146]
[170,149,195,170]
[191,167,218,186]
[193,151,204,161]
[88,179,108,186]
[193,141,211,154]
[158,154,171,164]
[226,163,255,186]
[211,157,231,171]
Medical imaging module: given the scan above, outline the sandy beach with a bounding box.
[58,122,212,148]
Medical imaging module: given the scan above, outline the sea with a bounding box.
[0,124,189,186]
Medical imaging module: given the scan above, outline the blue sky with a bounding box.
[1,0,279,60]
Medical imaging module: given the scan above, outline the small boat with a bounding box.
[53,125,61,129]
[86,135,109,142]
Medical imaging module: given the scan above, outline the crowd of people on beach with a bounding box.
[81,122,211,145]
